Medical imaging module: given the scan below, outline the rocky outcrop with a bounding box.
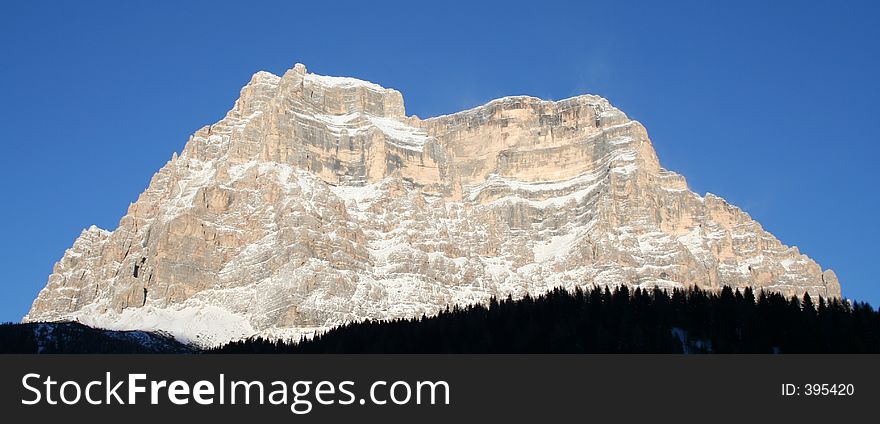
[25,64,841,346]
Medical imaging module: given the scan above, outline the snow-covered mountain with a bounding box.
[25,63,841,347]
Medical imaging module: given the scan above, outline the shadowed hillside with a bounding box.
[0,322,194,353]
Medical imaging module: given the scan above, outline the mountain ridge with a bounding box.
[25,63,841,347]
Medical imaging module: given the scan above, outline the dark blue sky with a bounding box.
[1,0,878,322]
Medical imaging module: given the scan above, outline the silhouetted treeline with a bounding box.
[0,322,193,353]
[211,286,880,353]
[4,287,878,354]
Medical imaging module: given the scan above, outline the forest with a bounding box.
[211,285,880,354]
[3,286,877,353]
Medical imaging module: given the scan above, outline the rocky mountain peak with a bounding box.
[25,63,841,347]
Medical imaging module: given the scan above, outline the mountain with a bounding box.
[0,322,193,353]
[24,63,841,347]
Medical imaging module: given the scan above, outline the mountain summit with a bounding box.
[25,63,841,346]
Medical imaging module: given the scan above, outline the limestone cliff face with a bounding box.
[25,64,841,346]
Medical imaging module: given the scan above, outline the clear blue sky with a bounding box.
[1,0,878,322]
